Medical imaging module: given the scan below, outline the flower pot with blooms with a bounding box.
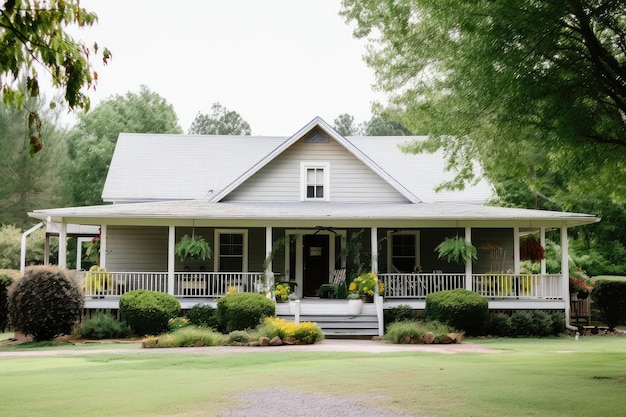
[274,283,291,302]
[348,272,384,302]
[569,268,594,300]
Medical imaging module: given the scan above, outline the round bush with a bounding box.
[185,303,218,328]
[119,290,180,336]
[8,266,83,341]
[424,289,489,336]
[0,274,13,332]
[216,292,275,333]
[510,311,535,336]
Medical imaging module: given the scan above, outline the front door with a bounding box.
[303,234,329,297]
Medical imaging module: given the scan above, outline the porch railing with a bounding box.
[472,274,563,299]
[380,273,466,298]
[380,273,563,300]
[76,271,267,298]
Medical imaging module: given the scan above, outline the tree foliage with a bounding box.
[0,101,70,226]
[188,102,251,135]
[0,0,110,155]
[341,1,626,201]
[67,85,182,206]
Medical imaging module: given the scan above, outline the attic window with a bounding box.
[301,162,330,201]
[304,131,329,143]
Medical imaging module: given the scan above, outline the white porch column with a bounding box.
[100,225,107,268]
[167,226,175,295]
[513,227,520,274]
[370,227,378,274]
[465,226,473,290]
[265,226,274,293]
[58,222,67,269]
[561,226,575,330]
[540,227,547,275]
[20,222,44,273]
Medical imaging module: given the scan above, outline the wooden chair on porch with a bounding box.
[319,268,346,298]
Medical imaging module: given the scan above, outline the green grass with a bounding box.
[0,337,624,417]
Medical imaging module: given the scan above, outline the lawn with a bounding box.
[0,337,624,417]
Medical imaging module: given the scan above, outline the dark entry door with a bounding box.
[303,234,329,297]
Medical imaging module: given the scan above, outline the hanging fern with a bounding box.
[520,235,545,262]
[434,236,478,264]
[175,234,212,262]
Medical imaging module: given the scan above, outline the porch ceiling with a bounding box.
[30,200,600,228]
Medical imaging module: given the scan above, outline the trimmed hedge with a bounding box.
[424,289,489,336]
[216,292,275,333]
[591,279,626,331]
[488,311,564,337]
[119,290,180,336]
[8,266,83,341]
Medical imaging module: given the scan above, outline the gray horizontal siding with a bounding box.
[224,136,408,203]
[106,226,169,272]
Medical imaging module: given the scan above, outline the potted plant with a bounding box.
[348,272,384,302]
[84,265,113,297]
[569,268,594,300]
[347,293,363,314]
[274,283,291,302]
[434,236,477,264]
[175,234,212,262]
[520,235,545,262]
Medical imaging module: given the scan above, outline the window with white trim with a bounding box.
[215,230,248,272]
[301,162,330,201]
[387,231,420,273]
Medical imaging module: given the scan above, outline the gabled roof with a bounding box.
[102,117,493,205]
[210,117,420,203]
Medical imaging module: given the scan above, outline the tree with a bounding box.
[333,113,360,136]
[0,1,110,155]
[67,85,182,206]
[361,116,412,136]
[188,103,251,135]
[0,101,70,226]
[341,1,626,201]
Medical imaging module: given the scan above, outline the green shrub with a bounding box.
[529,310,554,337]
[216,292,275,333]
[591,279,626,331]
[550,311,565,335]
[424,289,489,336]
[143,326,223,348]
[384,320,456,344]
[384,304,414,328]
[119,290,180,336]
[74,313,129,339]
[8,266,83,341]
[0,274,13,332]
[489,313,512,336]
[185,303,218,328]
[510,311,535,336]
[227,330,250,344]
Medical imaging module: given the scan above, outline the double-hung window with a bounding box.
[301,162,330,201]
[215,230,248,272]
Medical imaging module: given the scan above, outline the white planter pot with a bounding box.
[347,299,363,315]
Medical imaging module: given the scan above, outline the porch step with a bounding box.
[278,314,380,338]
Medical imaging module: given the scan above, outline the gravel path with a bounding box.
[0,338,501,358]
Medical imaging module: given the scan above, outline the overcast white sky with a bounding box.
[71,0,384,136]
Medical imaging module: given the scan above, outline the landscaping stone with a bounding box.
[269,336,283,346]
[423,332,435,344]
[259,336,270,346]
